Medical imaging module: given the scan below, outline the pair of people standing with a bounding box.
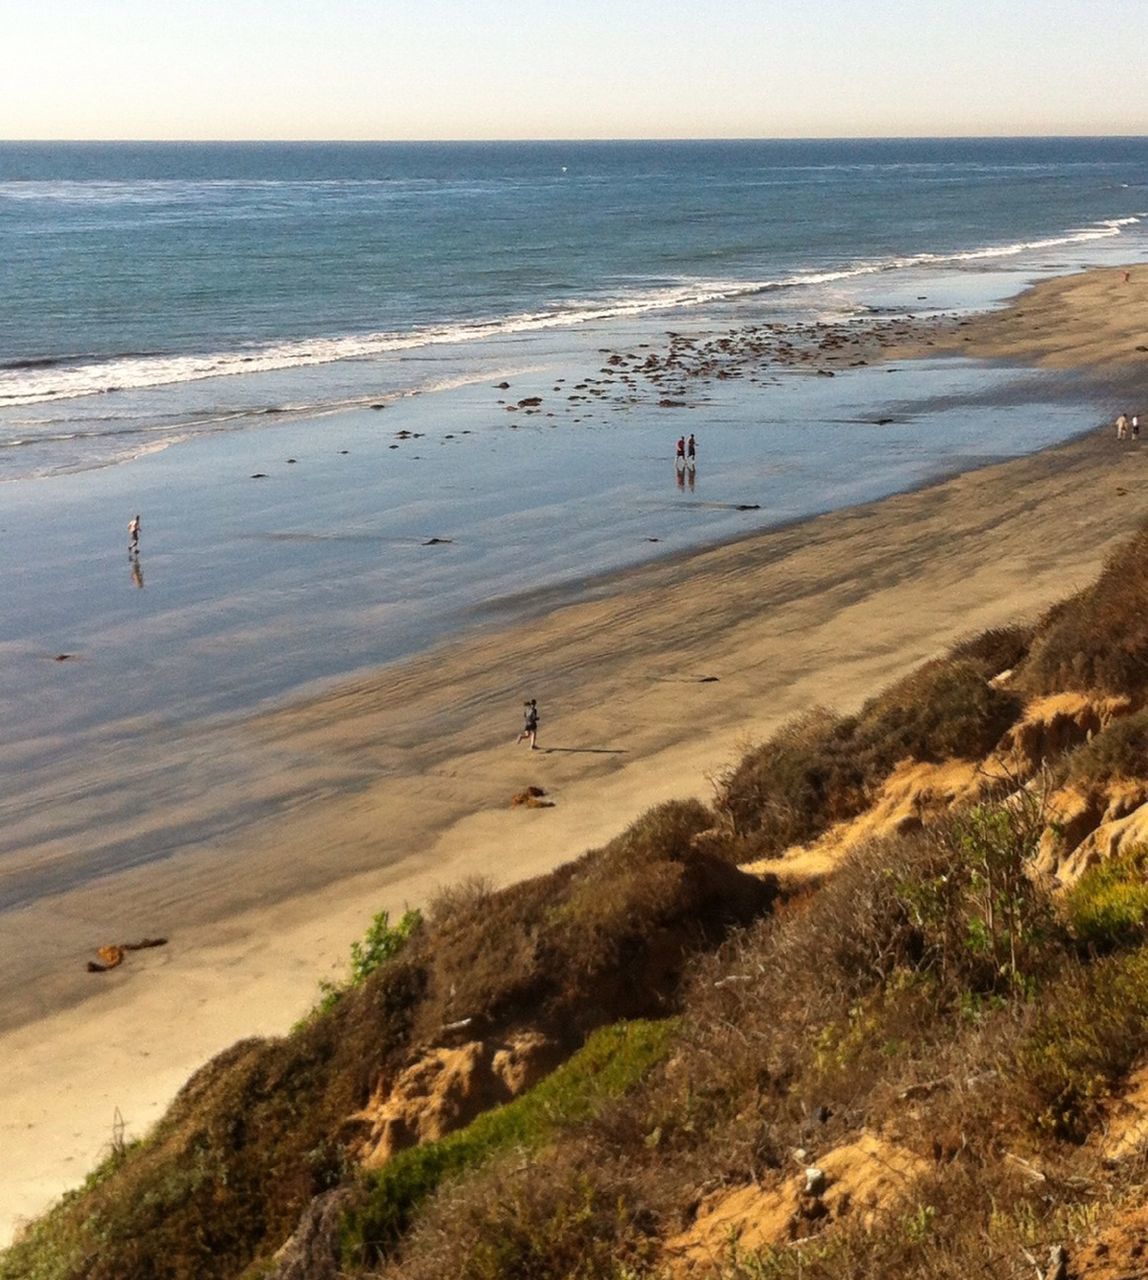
[675,434,697,463]
[1116,413,1140,441]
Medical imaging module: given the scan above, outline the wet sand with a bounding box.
[3,270,1148,1243]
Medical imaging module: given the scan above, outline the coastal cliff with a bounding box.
[8,518,1148,1280]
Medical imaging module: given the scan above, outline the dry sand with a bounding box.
[4,267,1148,1244]
[936,262,1148,375]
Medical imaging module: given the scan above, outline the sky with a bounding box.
[5,0,1148,141]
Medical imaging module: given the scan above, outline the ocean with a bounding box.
[2,137,1148,907]
[2,137,1147,477]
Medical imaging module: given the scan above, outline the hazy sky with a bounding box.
[6,0,1148,141]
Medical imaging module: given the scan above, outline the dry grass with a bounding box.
[1065,707,1148,788]
[416,799,774,1040]
[371,798,1148,1280]
[714,660,1021,858]
[1018,523,1148,698]
[947,623,1034,679]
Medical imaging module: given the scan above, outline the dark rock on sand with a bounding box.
[251,472,269,478]
[423,537,453,545]
[495,381,510,389]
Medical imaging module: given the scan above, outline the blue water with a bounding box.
[2,138,1147,477]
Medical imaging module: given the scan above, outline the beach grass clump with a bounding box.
[307,907,422,1021]
[1012,943,1148,1140]
[946,622,1034,679]
[343,1018,676,1266]
[378,1158,653,1280]
[852,659,1022,766]
[1018,523,1148,698]
[714,663,1020,858]
[714,707,867,855]
[1063,846,1148,953]
[417,799,773,1038]
[1065,707,1148,789]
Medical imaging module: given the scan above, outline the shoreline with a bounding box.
[4,264,1148,1243]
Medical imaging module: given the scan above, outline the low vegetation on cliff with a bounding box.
[6,523,1148,1280]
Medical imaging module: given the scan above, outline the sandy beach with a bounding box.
[936,262,1148,373]
[4,265,1148,1243]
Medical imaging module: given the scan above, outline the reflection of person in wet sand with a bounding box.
[128,513,141,553]
[130,557,144,589]
[676,463,686,490]
[515,698,539,749]
[686,464,696,491]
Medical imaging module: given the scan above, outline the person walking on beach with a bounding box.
[128,513,141,553]
[1116,413,1128,441]
[516,698,539,750]
[686,433,696,463]
[1133,414,1141,442]
[675,436,686,463]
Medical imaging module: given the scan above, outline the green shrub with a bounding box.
[306,907,422,1020]
[1015,943,1148,1140]
[1064,847,1148,952]
[343,1018,677,1264]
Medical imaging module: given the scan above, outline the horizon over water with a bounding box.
[2,137,1148,475]
[1,136,1148,909]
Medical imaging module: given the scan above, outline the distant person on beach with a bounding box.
[516,698,539,749]
[675,436,686,462]
[1116,414,1128,441]
[128,514,141,552]
[1133,414,1141,441]
[687,433,696,462]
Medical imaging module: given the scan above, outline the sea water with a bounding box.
[2,138,1147,903]
[3,137,1148,475]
